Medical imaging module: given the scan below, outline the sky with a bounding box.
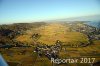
[0,0,100,24]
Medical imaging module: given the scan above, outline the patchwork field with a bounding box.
[0,22,100,66]
[15,23,89,45]
[0,40,100,66]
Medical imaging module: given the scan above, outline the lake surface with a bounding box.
[85,21,100,28]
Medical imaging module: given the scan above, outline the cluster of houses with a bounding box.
[34,40,62,59]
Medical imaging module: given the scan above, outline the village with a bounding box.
[0,22,100,66]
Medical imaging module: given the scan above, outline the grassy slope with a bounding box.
[15,23,89,45]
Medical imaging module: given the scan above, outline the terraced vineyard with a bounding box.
[1,40,100,66]
[0,22,100,66]
[15,23,89,46]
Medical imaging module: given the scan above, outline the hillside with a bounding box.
[0,22,99,47]
[0,22,100,66]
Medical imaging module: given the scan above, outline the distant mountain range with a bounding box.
[51,15,100,22]
[68,15,100,21]
[48,15,100,28]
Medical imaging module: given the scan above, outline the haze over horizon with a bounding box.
[0,0,100,24]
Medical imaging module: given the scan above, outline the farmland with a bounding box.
[0,22,100,66]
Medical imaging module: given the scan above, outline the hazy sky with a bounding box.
[0,0,100,24]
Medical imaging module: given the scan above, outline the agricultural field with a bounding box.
[0,22,100,66]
